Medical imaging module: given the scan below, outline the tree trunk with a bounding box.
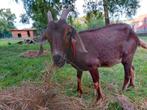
[103,0,110,25]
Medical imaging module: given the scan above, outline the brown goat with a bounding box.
[39,8,147,101]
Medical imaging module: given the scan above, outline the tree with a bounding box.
[0,9,16,38]
[108,0,140,23]
[83,0,104,28]
[16,0,76,32]
[23,0,60,32]
[103,0,109,25]
[19,14,30,24]
[84,0,140,25]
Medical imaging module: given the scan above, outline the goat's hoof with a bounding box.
[126,84,135,91]
[77,90,83,98]
[96,94,105,102]
[122,85,128,91]
[77,93,82,98]
[128,84,135,88]
[95,95,106,104]
[122,84,135,91]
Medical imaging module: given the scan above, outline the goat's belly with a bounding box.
[100,59,122,67]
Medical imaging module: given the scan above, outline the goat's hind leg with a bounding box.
[122,62,131,90]
[128,65,135,88]
[122,54,134,90]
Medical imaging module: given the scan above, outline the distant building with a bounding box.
[126,14,147,34]
[11,28,36,38]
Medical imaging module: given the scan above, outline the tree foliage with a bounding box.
[83,0,104,27]
[20,0,75,32]
[19,14,30,24]
[108,0,140,20]
[0,8,16,37]
[18,0,140,29]
[84,0,140,25]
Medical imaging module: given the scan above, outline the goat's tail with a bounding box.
[139,39,147,49]
[129,27,147,49]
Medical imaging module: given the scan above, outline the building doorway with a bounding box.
[27,31,30,37]
[18,33,22,38]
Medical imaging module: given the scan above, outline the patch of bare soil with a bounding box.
[20,50,48,58]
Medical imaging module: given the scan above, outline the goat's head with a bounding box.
[46,8,87,67]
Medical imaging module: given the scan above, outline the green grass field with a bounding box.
[0,37,147,109]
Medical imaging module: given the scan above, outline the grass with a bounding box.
[0,38,22,46]
[0,37,147,109]
[0,39,51,88]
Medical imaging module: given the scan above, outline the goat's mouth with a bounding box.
[53,55,66,67]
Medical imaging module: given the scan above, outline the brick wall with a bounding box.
[11,30,35,38]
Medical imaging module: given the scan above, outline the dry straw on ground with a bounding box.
[0,83,87,110]
[0,64,86,110]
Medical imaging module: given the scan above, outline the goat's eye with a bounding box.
[66,31,72,40]
[66,31,71,36]
[66,32,71,37]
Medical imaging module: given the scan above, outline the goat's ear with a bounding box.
[64,27,88,53]
[69,27,88,53]
[65,27,76,40]
[64,27,76,55]
[75,33,88,53]
[43,28,51,42]
[70,38,76,56]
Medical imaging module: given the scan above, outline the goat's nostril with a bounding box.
[53,55,62,63]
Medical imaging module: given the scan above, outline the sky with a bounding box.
[0,0,31,29]
[0,0,147,29]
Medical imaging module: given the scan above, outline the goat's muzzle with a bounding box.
[53,54,65,67]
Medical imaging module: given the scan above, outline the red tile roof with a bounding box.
[10,28,36,31]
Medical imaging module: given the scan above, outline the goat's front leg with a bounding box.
[77,70,83,97]
[38,31,46,56]
[89,68,103,101]
[38,43,44,55]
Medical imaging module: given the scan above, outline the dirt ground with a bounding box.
[20,50,48,58]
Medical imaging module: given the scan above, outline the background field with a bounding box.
[0,36,147,109]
